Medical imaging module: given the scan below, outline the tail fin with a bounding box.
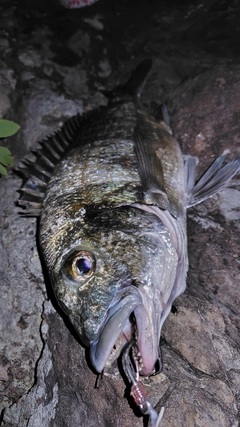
[186,156,240,208]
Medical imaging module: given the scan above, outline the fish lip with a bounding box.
[90,285,159,375]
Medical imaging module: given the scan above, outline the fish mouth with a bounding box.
[90,284,160,376]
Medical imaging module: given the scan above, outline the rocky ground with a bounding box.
[0,0,240,426]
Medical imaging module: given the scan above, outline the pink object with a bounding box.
[60,0,99,8]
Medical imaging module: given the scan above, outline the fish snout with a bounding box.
[89,285,161,376]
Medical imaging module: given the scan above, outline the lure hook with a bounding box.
[122,340,164,427]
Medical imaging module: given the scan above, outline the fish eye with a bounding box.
[64,251,96,282]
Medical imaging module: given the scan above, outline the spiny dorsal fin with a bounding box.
[134,127,171,211]
[17,112,89,216]
[186,155,240,208]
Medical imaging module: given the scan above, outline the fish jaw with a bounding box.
[90,285,160,376]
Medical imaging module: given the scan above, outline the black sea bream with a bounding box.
[19,59,240,388]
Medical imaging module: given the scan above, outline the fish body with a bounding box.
[19,60,240,378]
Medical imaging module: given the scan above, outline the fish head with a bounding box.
[40,203,179,375]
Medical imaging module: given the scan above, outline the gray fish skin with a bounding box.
[36,61,240,376]
[39,88,186,376]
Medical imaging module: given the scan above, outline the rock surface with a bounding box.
[0,0,240,426]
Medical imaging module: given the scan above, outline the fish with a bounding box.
[18,59,240,384]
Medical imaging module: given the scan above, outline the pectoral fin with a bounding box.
[187,155,240,208]
[134,128,171,211]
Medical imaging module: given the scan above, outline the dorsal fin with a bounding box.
[104,59,152,102]
[17,60,153,216]
[17,112,89,216]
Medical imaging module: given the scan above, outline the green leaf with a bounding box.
[0,163,7,175]
[0,146,13,168]
[0,119,20,138]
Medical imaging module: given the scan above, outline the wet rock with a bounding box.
[0,66,16,117]
[17,80,83,152]
[84,15,104,31]
[217,188,240,224]
[0,93,11,119]
[18,49,43,68]
[98,58,112,78]
[54,65,88,98]
[170,65,240,162]
[0,176,45,414]
[68,30,91,57]
[0,39,10,49]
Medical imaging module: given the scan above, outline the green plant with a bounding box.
[0,119,20,176]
